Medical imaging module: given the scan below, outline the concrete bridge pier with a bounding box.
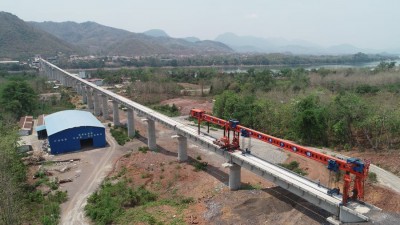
[82,85,87,104]
[77,82,82,95]
[171,135,188,162]
[66,77,70,87]
[143,118,156,150]
[126,108,135,138]
[101,94,109,120]
[56,72,61,83]
[223,163,241,190]
[112,100,120,126]
[339,206,369,223]
[86,86,94,109]
[53,70,56,80]
[50,68,54,80]
[47,67,51,79]
[72,80,78,93]
[60,72,66,86]
[93,91,101,116]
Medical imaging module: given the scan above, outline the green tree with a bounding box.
[328,92,367,146]
[291,94,328,145]
[0,123,25,225]
[254,69,275,91]
[1,80,38,118]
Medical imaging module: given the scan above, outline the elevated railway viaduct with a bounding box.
[39,59,378,224]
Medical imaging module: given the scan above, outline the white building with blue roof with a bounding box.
[43,110,106,154]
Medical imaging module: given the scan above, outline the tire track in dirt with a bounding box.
[60,131,119,225]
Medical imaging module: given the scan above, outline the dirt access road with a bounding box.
[59,129,126,225]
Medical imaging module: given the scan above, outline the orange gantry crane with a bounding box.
[190,108,370,205]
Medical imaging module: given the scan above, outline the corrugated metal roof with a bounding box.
[44,110,104,136]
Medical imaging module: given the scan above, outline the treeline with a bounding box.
[115,52,397,67]
[55,52,398,69]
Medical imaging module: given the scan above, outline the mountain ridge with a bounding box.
[0,11,82,59]
[215,32,383,55]
[29,21,232,56]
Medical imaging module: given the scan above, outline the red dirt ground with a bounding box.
[160,97,213,115]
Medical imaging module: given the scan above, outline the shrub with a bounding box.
[138,146,149,153]
[192,160,208,172]
[368,172,378,183]
[110,127,130,145]
[279,160,308,176]
[29,190,45,203]
[85,181,157,225]
[141,173,151,179]
[355,84,379,94]
[152,104,180,117]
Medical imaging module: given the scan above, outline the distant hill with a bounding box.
[30,21,232,56]
[182,37,201,43]
[0,12,82,59]
[215,32,378,55]
[143,29,169,38]
[29,21,132,54]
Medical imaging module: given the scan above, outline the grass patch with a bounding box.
[27,190,68,225]
[85,181,157,225]
[152,104,180,117]
[85,181,193,225]
[138,146,149,153]
[117,166,127,178]
[192,160,208,172]
[117,197,194,225]
[110,126,130,145]
[141,172,151,179]
[279,161,308,176]
[241,183,263,190]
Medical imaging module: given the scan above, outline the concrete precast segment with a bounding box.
[39,59,370,223]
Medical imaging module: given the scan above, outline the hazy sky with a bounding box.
[1,0,399,50]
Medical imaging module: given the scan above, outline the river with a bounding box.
[221,58,400,73]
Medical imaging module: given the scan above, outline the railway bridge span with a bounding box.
[39,59,378,224]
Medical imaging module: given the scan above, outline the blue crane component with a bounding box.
[229,119,239,129]
[347,158,365,173]
[327,159,339,172]
[240,128,250,137]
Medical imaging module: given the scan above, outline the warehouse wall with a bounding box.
[48,126,106,154]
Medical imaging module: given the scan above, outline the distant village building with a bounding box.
[78,71,87,79]
[87,78,104,86]
[18,116,34,136]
